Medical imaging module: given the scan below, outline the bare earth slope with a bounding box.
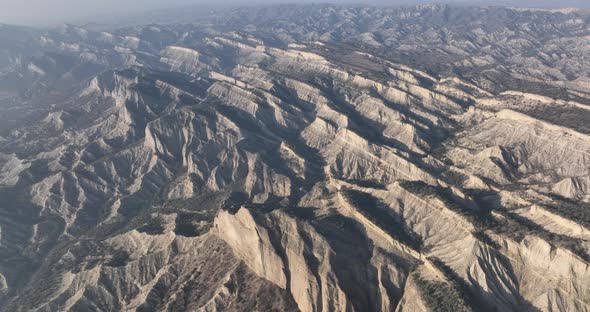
[0,5,589,312]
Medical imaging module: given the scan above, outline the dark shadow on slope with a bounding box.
[341,188,423,251]
[312,214,380,312]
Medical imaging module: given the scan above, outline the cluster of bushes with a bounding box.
[428,258,490,311]
[330,168,388,190]
[398,180,440,197]
[412,271,473,312]
[137,221,166,235]
[174,213,210,237]
[441,170,468,188]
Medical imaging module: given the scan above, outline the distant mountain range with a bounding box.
[2,1,590,26]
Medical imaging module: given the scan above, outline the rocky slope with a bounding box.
[0,4,589,312]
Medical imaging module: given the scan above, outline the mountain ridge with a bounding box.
[0,4,589,311]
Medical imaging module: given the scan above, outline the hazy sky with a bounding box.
[1,0,588,26]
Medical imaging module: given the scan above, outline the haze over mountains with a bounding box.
[0,3,590,312]
[2,0,590,25]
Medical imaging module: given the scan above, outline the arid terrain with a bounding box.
[0,4,590,311]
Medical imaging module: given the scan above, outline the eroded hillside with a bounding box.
[0,5,589,312]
